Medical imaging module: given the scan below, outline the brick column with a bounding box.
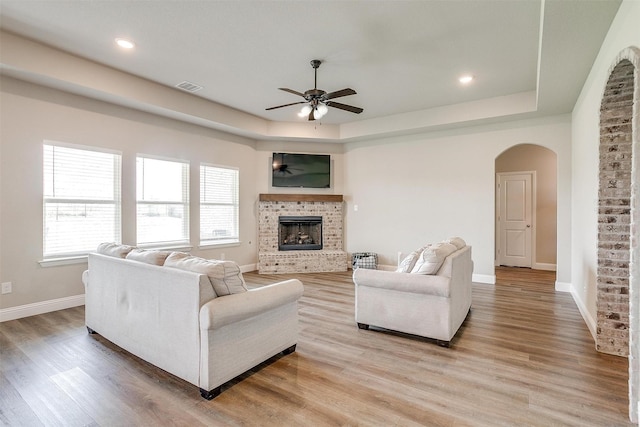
[597,59,634,356]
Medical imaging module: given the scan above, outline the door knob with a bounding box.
[526,224,531,228]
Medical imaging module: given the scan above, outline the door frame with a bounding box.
[495,171,537,268]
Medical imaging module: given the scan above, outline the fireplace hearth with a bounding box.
[279,216,322,251]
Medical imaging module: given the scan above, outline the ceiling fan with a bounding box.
[266,59,363,121]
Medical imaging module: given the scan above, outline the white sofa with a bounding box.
[83,246,304,399]
[352,243,472,346]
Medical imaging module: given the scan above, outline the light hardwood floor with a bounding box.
[0,267,632,426]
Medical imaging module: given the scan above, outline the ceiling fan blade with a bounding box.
[326,88,357,99]
[278,88,305,98]
[328,101,364,114]
[265,101,306,111]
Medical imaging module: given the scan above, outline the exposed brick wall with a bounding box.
[597,59,634,356]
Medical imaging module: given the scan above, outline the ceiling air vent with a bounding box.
[175,81,203,93]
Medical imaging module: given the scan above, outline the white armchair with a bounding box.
[352,245,473,347]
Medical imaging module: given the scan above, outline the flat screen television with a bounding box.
[272,153,331,188]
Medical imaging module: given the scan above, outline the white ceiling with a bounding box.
[0,0,622,141]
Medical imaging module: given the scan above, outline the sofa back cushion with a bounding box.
[410,242,457,275]
[444,237,466,250]
[164,252,247,296]
[97,242,135,258]
[396,247,426,273]
[125,248,172,266]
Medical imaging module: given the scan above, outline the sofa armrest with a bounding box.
[353,268,451,297]
[199,279,304,330]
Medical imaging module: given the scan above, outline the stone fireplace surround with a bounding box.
[258,194,347,274]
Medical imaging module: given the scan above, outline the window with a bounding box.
[200,164,239,245]
[43,143,121,258]
[136,156,189,246]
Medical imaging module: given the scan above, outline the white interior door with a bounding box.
[498,173,533,267]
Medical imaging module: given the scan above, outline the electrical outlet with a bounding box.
[1,282,12,294]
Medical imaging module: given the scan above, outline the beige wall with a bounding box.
[495,144,558,266]
[342,116,572,283]
[0,77,258,309]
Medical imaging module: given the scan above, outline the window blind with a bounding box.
[200,164,239,244]
[136,156,189,245]
[43,143,121,257]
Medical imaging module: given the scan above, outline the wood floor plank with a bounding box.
[0,267,633,426]
[49,367,146,425]
[0,372,44,427]
[3,361,95,426]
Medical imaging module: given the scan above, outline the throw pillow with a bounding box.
[97,242,135,258]
[164,252,247,296]
[396,247,425,273]
[443,237,466,250]
[410,242,457,275]
[125,248,171,266]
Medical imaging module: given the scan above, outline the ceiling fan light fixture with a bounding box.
[298,104,312,117]
[314,103,328,119]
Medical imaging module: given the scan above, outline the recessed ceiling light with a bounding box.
[459,75,474,84]
[115,38,135,49]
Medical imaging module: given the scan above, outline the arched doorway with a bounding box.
[495,144,558,272]
[597,47,639,422]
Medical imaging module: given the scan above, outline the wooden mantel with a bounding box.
[259,194,343,202]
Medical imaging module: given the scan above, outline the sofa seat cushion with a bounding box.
[410,243,457,275]
[125,248,172,266]
[97,242,135,258]
[164,252,247,296]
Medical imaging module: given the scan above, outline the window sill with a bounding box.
[137,243,193,252]
[39,255,88,267]
[39,243,194,267]
[198,240,241,250]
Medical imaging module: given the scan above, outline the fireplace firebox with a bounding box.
[278,216,322,251]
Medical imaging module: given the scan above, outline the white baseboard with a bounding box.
[0,294,85,322]
[534,262,557,271]
[555,281,572,292]
[473,274,496,285]
[240,263,257,273]
[568,285,596,340]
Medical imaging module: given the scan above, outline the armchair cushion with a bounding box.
[396,247,424,273]
[444,237,466,250]
[410,242,457,274]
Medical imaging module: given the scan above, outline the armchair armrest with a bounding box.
[199,279,303,330]
[353,268,451,297]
